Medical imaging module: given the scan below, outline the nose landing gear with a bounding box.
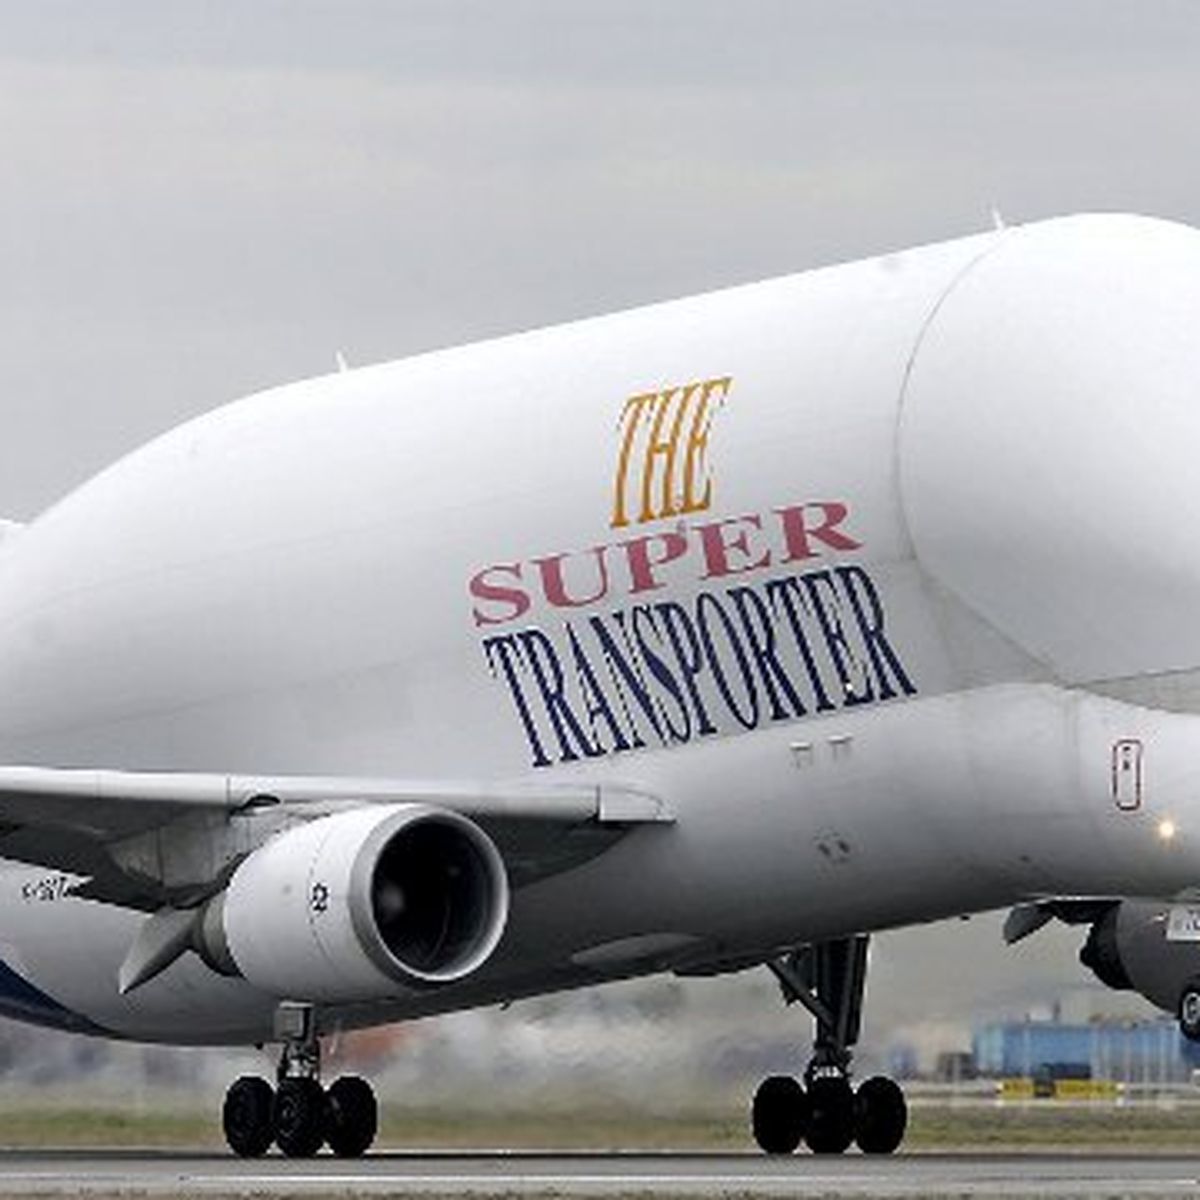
[222,1003,379,1158]
[750,936,907,1156]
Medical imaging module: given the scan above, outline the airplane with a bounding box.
[0,210,1197,1159]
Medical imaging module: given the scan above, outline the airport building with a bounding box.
[973,1018,1200,1083]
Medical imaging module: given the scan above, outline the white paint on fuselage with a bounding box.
[0,214,1197,1043]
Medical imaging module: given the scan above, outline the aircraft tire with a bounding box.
[751,1075,808,1154]
[1179,982,1200,1041]
[325,1075,378,1157]
[274,1077,326,1158]
[854,1076,907,1154]
[222,1075,275,1158]
[804,1076,855,1155]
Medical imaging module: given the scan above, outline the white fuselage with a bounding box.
[2,212,1200,1043]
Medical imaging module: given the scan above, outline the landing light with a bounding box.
[1157,817,1178,842]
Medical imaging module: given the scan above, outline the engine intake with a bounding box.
[352,809,505,983]
[200,805,508,1002]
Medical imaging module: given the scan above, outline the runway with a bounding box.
[0,1151,1196,1197]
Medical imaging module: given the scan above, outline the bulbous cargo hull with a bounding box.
[0,215,1194,1052]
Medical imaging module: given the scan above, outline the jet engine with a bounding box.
[1079,900,1200,1034]
[196,804,509,1002]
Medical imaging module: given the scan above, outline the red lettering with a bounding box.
[622,531,689,594]
[775,501,861,562]
[470,564,532,627]
[472,500,862,624]
[534,546,611,610]
[697,514,771,579]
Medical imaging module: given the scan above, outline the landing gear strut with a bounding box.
[750,935,907,1156]
[221,1003,378,1158]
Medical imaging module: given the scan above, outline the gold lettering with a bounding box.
[681,376,729,514]
[611,375,730,528]
[611,393,656,528]
[639,389,677,523]
[640,386,704,524]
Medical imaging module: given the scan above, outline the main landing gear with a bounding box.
[750,935,907,1156]
[222,1003,379,1158]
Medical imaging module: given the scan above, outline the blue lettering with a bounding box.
[696,592,759,730]
[566,623,634,753]
[630,606,692,743]
[654,601,719,738]
[482,635,552,768]
[728,585,808,721]
[836,565,917,700]
[800,571,875,707]
[517,628,603,762]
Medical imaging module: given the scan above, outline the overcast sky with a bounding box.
[1,1,1198,516]
[0,2,1189,1033]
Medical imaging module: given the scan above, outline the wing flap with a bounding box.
[0,767,671,833]
[0,767,673,907]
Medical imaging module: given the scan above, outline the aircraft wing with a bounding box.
[0,767,673,910]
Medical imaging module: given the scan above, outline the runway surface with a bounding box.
[0,1150,1195,1197]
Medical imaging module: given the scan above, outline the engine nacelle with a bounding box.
[200,804,509,1002]
[1080,901,1200,1018]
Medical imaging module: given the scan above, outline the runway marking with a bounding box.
[2,1155,1200,1196]
[3,1170,1200,1197]
[201,1179,817,1194]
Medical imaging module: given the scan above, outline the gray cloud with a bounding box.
[0,3,1193,515]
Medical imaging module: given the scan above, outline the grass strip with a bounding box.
[0,1101,1194,1151]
